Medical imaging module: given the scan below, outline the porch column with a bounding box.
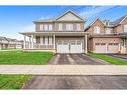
[53,35,55,49]
[23,35,26,49]
[118,43,121,52]
[29,36,31,49]
[31,35,34,49]
[85,34,88,54]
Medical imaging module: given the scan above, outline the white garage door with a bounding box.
[108,43,119,53]
[57,41,69,53]
[95,43,106,53]
[70,41,82,53]
[57,40,83,53]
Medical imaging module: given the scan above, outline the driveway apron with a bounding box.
[48,54,109,65]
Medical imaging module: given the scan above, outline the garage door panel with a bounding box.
[95,43,106,53]
[108,43,119,53]
[57,41,69,53]
[70,41,82,53]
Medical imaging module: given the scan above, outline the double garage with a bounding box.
[56,37,85,53]
[56,40,83,53]
[93,37,120,53]
[95,43,119,53]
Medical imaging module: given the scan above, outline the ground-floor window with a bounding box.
[39,36,53,45]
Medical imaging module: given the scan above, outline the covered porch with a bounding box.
[20,32,89,53]
[119,33,127,54]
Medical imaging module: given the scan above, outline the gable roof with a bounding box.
[56,10,85,21]
[113,15,127,26]
[34,10,85,23]
[89,18,105,26]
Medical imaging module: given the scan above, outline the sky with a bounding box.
[0,5,127,40]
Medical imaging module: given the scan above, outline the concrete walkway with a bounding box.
[0,65,127,75]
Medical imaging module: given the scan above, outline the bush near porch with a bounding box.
[88,53,127,65]
[0,51,53,65]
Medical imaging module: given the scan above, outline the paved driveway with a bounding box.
[48,54,109,65]
[105,54,127,61]
[22,75,127,89]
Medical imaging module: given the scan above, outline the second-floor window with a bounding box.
[49,24,52,31]
[94,26,100,34]
[66,24,73,31]
[106,28,111,34]
[124,25,127,32]
[40,24,52,31]
[76,24,81,31]
[58,23,62,31]
[44,25,48,31]
[40,24,44,31]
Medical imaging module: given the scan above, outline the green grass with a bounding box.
[0,51,53,65]
[0,75,31,89]
[88,53,127,65]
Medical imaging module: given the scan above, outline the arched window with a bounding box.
[94,26,100,34]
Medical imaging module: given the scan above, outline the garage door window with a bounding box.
[109,43,119,45]
[57,42,62,45]
[95,43,105,45]
[71,42,75,45]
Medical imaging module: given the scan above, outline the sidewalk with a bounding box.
[0,65,127,75]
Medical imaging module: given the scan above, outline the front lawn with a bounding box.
[0,51,53,65]
[88,53,127,65]
[0,75,31,89]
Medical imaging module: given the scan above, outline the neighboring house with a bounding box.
[0,36,8,49]
[85,15,127,54]
[0,36,23,49]
[15,40,23,49]
[20,11,88,53]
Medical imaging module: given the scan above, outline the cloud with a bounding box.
[79,6,118,18]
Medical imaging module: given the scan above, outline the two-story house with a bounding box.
[85,16,127,54]
[20,11,88,53]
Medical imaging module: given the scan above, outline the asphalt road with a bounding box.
[22,75,127,89]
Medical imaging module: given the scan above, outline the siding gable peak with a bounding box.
[56,10,85,21]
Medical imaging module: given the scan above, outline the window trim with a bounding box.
[66,24,73,31]
[94,26,100,34]
[124,25,127,32]
[40,24,44,31]
[49,24,52,31]
[76,24,81,31]
[58,23,63,31]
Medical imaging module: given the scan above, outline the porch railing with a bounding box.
[25,43,54,49]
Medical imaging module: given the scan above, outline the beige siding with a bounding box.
[57,12,82,21]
